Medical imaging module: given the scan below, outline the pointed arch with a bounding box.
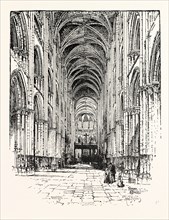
[48,107,53,129]
[34,92,43,120]
[130,67,140,106]
[10,12,28,52]
[34,45,42,76]
[10,69,27,112]
[48,69,53,94]
[149,31,161,84]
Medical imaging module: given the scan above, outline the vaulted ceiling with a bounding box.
[54,11,115,120]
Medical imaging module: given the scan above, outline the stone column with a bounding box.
[106,38,114,159]
[37,122,41,155]
[97,98,101,150]
[26,112,30,156]
[144,92,149,156]
[153,92,158,156]
[100,90,104,154]
[49,41,57,163]
[16,112,21,167]
[26,12,35,162]
[123,12,129,164]
[24,112,28,165]
[70,99,75,156]
[40,120,44,156]
[131,113,133,143]
[115,15,120,159]
[43,122,48,157]
[157,91,161,148]
[151,95,154,156]
[143,91,146,155]
[53,42,57,129]
[26,111,32,157]
[20,111,26,164]
[56,53,62,158]
[139,11,145,157]
[34,122,37,154]
[61,70,67,160]
[149,94,153,155]
[17,113,21,151]
[89,148,91,157]
[129,112,132,167]
[28,12,34,110]
[145,12,150,84]
[21,112,24,155]
[43,12,49,157]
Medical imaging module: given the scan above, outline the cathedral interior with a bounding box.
[10,11,161,182]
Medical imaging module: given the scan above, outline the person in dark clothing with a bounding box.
[119,162,125,173]
[108,162,116,183]
[117,174,125,187]
[104,162,116,184]
[104,166,109,183]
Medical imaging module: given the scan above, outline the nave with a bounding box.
[10,11,161,185]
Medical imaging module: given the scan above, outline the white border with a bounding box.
[1,1,168,219]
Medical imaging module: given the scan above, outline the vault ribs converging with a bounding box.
[10,11,161,183]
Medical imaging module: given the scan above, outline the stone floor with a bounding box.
[17,164,150,206]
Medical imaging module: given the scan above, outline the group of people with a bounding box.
[104,161,125,187]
